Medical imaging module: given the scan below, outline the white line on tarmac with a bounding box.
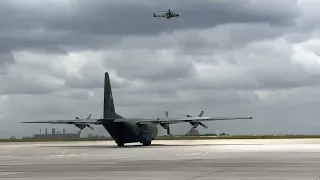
[0,155,11,158]
[0,178,310,180]
[49,154,95,157]
[0,172,24,176]
[0,177,179,180]
[176,152,209,156]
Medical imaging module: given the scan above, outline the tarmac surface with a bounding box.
[0,139,320,179]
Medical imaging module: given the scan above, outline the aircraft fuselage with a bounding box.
[102,119,158,146]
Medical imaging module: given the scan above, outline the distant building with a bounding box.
[32,128,80,139]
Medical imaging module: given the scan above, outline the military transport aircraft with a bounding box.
[21,72,253,147]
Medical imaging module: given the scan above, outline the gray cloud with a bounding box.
[103,50,197,82]
[52,0,298,35]
[0,0,301,55]
[0,52,14,71]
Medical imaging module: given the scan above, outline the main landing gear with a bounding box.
[142,141,151,146]
[116,141,124,147]
[116,140,152,147]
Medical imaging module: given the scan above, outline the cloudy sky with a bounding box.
[1,0,320,138]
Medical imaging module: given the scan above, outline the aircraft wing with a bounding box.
[20,118,104,125]
[113,116,253,125]
[20,117,162,124]
[21,116,253,125]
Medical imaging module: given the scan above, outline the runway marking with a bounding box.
[49,154,94,157]
[185,167,233,180]
[0,177,313,179]
[184,178,320,179]
[0,172,24,176]
[0,178,117,179]
[0,155,11,158]
[176,152,209,156]
[50,154,81,157]
[61,149,68,154]
[0,177,186,179]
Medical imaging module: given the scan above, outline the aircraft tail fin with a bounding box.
[103,72,116,118]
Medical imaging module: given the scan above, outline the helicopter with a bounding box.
[153,9,182,19]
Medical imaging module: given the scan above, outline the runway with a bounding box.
[0,139,320,179]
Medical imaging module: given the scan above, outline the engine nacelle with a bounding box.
[160,123,169,129]
[189,122,200,128]
[189,121,208,129]
[74,114,94,133]
[74,124,87,130]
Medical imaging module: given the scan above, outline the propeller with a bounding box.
[74,113,95,134]
[165,111,171,136]
[159,111,172,136]
[186,111,208,129]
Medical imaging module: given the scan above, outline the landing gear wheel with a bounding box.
[116,142,124,147]
[142,141,151,146]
